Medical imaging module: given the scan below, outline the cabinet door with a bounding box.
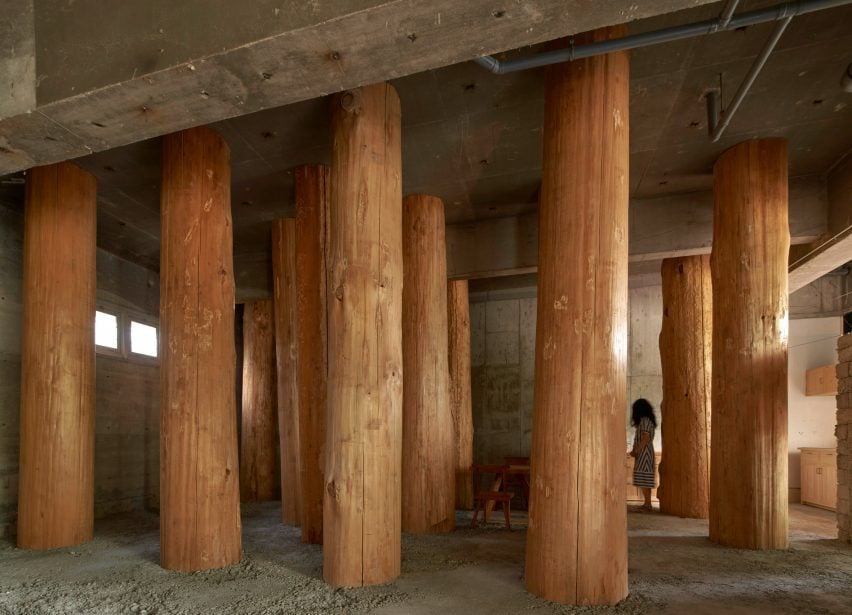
[819,452,837,509]
[801,452,818,504]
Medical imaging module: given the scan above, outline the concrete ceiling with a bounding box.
[1,0,851,292]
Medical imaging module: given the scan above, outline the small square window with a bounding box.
[130,321,158,357]
[95,311,118,349]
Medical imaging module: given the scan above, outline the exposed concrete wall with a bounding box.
[628,286,663,452]
[469,283,663,464]
[469,291,536,464]
[837,334,852,543]
[790,275,848,319]
[787,318,841,504]
[0,203,160,539]
[0,205,24,539]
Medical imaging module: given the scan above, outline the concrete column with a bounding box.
[448,279,474,510]
[240,299,279,502]
[709,138,789,549]
[658,255,712,519]
[324,83,402,587]
[524,26,629,605]
[401,194,454,533]
[272,218,302,526]
[18,162,96,549]
[294,165,330,543]
[160,126,241,571]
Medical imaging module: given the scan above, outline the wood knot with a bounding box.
[339,90,360,112]
[334,284,344,301]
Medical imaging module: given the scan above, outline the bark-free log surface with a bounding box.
[272,218,302,527]
[324,83,402,587]
[448,279,473,511]
[524,27,629,606]
[294,166,330,543]
[658,255,712,519]
[709,138,790,550]
[160,127,241,572]
[18,162,96,550]
[402,194,454,533]
[240,300,279,502]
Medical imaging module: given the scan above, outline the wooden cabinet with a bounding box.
[805,364,838,396]
[800,447,837,511]
[626,453,662,502]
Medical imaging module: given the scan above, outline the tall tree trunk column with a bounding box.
[524,26,629,606]
[240,299,279,502]
[272,218,302,526]
[18,162,96,549]
[710,138,789,549]
[402,194,454,533]
[658,255,712,519]
[448,279,473,510]
[160,126,241,572]
[324,83,402,587]
[294,165,330,543]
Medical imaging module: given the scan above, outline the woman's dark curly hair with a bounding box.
[631,398,657,427]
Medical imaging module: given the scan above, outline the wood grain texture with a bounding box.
[294,165,330,543]
[524,26,629,606]
[18,162,96,549]
[401,194,454,533]
[709,138,790,550]
[272,218,302,526]
[658,255,712,519]
[160,127,241,572]
[240,300,279,502]
[448,279,473,510]
[324,83,402,587]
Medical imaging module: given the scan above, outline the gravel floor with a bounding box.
[0,503,849,614]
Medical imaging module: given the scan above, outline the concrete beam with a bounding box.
[0,0,718,174]
[789,153,852,292]
[447,176,827,280]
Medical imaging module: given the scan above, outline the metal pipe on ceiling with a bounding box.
[473,0,852,75]
[707,15,794,142]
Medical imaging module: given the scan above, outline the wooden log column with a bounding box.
[709,138,790,549]
[524,26,629,605]
[240,300,279,502]
[324,83,402,587]
[272,218,302,527]
[402,194,454,533]
[18,162,96,550]
[448,279,473,510]
[160,126,241,572]
[658,255,712,519]
[294,165,330,543]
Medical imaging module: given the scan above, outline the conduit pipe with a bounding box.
[706,15,793,141]
[474,0,852,75]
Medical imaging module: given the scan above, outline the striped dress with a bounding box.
[632,416,656,489]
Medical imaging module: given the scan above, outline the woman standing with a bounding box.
[630,398,657,512]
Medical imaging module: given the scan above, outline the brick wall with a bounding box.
[837,333,852,543]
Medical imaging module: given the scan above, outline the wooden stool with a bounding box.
[471,464,515,530]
